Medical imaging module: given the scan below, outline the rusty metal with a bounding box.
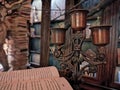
[52,28,108,82]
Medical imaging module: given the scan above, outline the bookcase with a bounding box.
[29,22,41,67]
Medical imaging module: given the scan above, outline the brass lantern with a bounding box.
[51,28,66,45]
[69,9,89,31]
[90,25,111,46]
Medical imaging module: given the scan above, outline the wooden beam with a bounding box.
[65,0,74,28]
[40,0,51,66]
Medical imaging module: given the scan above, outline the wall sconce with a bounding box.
[50,9,111,83]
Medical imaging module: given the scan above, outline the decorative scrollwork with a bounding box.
[52,30,107,82]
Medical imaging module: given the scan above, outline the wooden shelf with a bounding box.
[30,35,41,38]
[84,38,92,42]
[20,49,28,52]
[30,22,41,25]
[29,62,40,68]
[118,39,120,43]
[33,22,41,24]
[30,50,40,54]
[29,21,41,68]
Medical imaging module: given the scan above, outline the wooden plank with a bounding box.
[102,0,119,87]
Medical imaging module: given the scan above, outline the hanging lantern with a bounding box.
[90,25,111,46]
[69,9,89,31]
[51,28,66,45]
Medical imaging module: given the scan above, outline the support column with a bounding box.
[40,0,51,66]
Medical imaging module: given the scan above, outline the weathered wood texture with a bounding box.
[102,0,120,88]
[40,0,51,66]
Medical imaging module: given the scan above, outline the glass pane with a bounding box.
[30,0,42,23]
[114,66,120,83]
[51,0,65,20]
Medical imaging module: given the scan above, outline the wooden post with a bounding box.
[40,0,51,66]
[64,0,74,54]
[65,0,74,27]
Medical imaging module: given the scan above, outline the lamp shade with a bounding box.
[90,25,111,46]
[51,28,66,45]
[69,9,89,31]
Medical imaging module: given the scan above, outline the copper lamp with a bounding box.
[51,28,66,45]
[69,9,89,31]
[50,9,112,84]
[50,28,66,58]
[90,25,111,46]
